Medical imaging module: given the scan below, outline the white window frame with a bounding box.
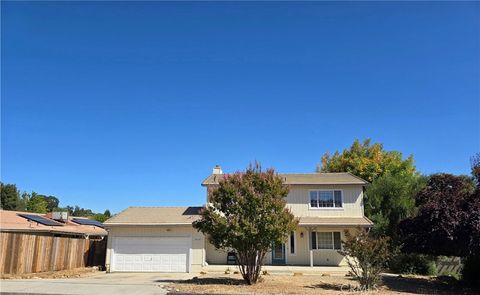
[311,231,342,250]
[289,231,296,255]
[309,189,343,209]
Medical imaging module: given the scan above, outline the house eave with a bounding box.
[298,223,373,227]
[104,222,194,226]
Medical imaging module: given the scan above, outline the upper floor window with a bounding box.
[310,190,342,208]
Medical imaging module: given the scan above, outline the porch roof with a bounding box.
[298,216,373,227]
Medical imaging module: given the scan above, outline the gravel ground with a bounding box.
[170,273,476,295]
[0,267,100,280]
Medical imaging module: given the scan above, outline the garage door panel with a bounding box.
[112,237,190,273]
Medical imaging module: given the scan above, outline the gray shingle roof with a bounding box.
[202,172,368,186]
[103,207,372,227]
[104,206,203,225]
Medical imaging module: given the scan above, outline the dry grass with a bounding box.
[1,267,100,280]
[170,273,476,295]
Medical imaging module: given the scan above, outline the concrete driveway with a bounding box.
[0,272,196,295]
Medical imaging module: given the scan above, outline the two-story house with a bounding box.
[104,166,372,273]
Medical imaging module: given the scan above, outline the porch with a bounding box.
[204,218,372,268]
[202,264,350,276]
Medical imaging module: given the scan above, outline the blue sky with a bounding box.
[2,2,479,213]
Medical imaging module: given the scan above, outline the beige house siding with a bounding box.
[205,241,228,265]
[203,183,365,267]
[207,184,365,218]
[286,226,349,266]
[106,225,358,268]
[286,185,364,217]
[105,225,205,272]
[206,226,358,266]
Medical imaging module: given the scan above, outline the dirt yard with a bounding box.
[0,267,100,280]
[170,273,475,295]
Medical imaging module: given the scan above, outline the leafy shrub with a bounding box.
[389,253,437,275]
[339,229,390,289]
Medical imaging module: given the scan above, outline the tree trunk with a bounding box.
[236,250,265,285]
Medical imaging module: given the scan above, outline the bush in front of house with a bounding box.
[339,229,390,290]
[389,253,437,276]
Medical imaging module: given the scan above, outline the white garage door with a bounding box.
[112,237,191,272]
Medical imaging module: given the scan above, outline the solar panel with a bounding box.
[72,218,104,228]
[18,213,64,226]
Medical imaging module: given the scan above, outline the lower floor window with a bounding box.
[311,231,342,250]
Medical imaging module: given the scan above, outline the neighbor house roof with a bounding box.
[298,216,373,227]
[0,210,107,236]
[104,206,203,226]
[202,172,368,186]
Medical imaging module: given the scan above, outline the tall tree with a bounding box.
[397,174,476,257]
[1,183,19,210]
[69,205,93,217]
[319,139,416,182]
[92,213,108,222]
[463,154,480,257]
[103,209,111,218]
[319,139,420,241]
[471,153,480,185]
[397,170,480,287]
[41,195,60,211]
[26,193,49,213]
[16,192,30,211]
[193,163,297,285]
[366,173,426,237]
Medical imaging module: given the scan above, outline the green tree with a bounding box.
[339,229,390,290]
[398,170,480,288]
[366,173,426,237]
[398,174,476,257]
[26,193,48,213]
[1,183,19,210]
[193,163,297,285]
[16,192,30,211]
[319,139,420,242]
[319,139,416,182]
[41,195,59,212]
[68,205,93,217]
[471,153,480,185]
[103,209,111,218]
[92,213,108,222]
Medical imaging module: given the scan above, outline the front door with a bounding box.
[272,243,286,265]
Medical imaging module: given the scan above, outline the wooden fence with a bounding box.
[436,256,462,275]
[0,232,106,275]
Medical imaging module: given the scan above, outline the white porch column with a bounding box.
[310,250,313,267]
[308,227,313,267]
